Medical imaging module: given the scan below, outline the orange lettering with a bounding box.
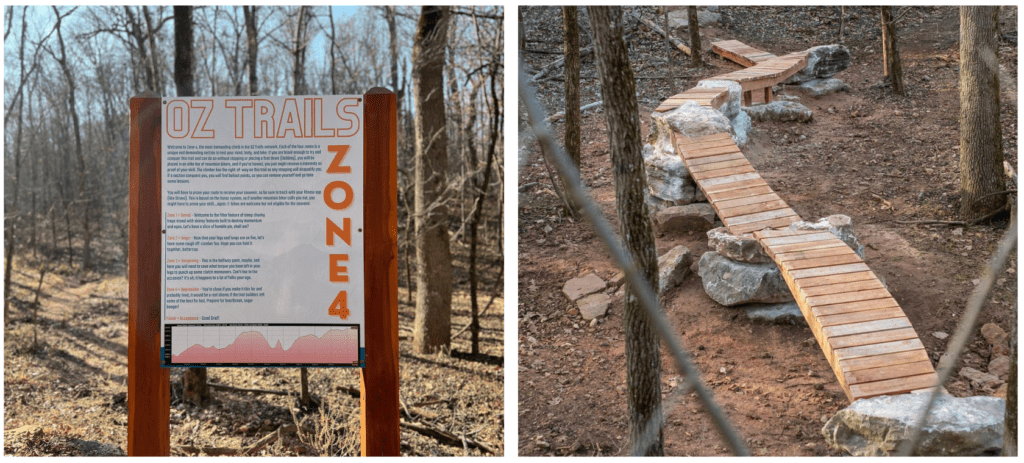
[323,181,353,210]
[328,290,350,319]
[325,217,351,246]
[326,145,351,174]
[329,254,349,283]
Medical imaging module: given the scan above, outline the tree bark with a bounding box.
[412,6,453,354]
[5,6,29,324]
[561,6,581,214]
[1006,311,1018,455]
[518,7,526,50]
[663,8,677,94]
[588,6,663,456]
[688,6,702,68]
[291,6,309,95]
[880,6,905,95]
[959,6,1006,220]
[242,6,258,96]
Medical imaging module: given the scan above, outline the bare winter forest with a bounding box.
[3,5,503,456]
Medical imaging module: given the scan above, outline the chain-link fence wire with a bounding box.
[898,217,1016,455]
[520,57,1017,457]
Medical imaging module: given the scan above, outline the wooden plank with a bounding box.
[684,152,747,166]
[794,270,877,288]
[821,317,912,339]
[834,338,925,361]
[702,178,769,195]
[810,297,901,317]
[717,199,789,219]
[715,192,781,210]
[804,288,892,307]
[704,184,774,202]
[844,360,936,386]
[675,132,733,145]
[766,240,848,256]
[729,216,801,235]
[829,327,920,352]
[681,144,743,159]
[752,228,825,239]
[690,164,757,181]
[788,263,872,280]
[839,349,931,373]
[848,372,938,400]
[776,245,858,263]
[759,232,837,246]
[781,253,864,271]
[687,158,752,173]
[361,88,401,456]
[128,94,171,456]
[800,278,886,297]
[818,306,909,328]
[722,207,798,226]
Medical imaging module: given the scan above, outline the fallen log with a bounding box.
[545,100,603,122]
[400,419,497,455]
[629,12,692,56]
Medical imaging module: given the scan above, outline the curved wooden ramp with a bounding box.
[674,132,938,402]
[655,87,731,113]
[711,52,808,106]
[711,40,777,67]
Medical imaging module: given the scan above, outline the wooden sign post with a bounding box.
[128,88,398,456]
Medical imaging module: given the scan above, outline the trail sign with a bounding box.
[158,95,366,367]
[129,89,398,455]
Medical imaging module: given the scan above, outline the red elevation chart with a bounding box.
[165,324,359,366]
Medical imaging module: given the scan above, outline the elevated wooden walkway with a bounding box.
[711,40,777,67]
[711,52,808,106]
[674,132,938,401]
[655,87,730,113]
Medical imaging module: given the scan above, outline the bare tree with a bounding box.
[662,8,676,94]
[561,6,581,215]
[412,6,453,354]
[880,6,905,95]
[958,6,1007,221]
[688,6,702,68]
[242,6,258,95]
[588,5,663,456]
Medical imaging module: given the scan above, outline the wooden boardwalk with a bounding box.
[674,132,938,401]
[711,40,777,67]
[708,40,807,106]
[655,87,730,113]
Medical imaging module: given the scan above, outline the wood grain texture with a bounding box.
[128,94,170,456]
[360,88,400,456]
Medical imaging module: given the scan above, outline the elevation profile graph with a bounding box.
[166,324,359,366]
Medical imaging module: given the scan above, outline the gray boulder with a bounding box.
[657,245,693,294]
[789,215,865,258]
[697,251,793,306]
[656,203,716,233]
[706,227,772,264]
[743,101,813,123]
[563,273,607,301]
[745,302,806,325]
[796,78,850,97]
[655,101,734,140]
[730,110,752,147]
[643,144,700,210]
[668,9,721,28]
[577,293,611,320]
[823,392,1005,456]
[960,367,1003,390]
[696,79,743,120]
[784,44,851,84]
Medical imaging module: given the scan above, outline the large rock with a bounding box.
[707,227,772,264]
[643,144,700,210]
[743,101,813,123]
[784,44,851,84]
[656,203,716,233]
[745,302,806,325]
[795,78,850,97]
[988,355,1010,380]
[667,9,721,28]
[658,245,693,294]
[823,392,1005,456]
[960,367,1003,390]
[653,101,734,141]
[789,215,865,258]
[729,110,752,147]
[697,251,793,306]
[980,323,1010,356]
[577,293,611,320]
[696,79,743,120]
[563,273,607,301]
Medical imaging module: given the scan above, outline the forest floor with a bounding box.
[519,6,1017,456]
[3,235,504,456]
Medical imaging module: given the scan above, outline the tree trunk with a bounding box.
[518,7,526,50]
[588,6,664,456]
[959,6,1007,220]
[1006,311,1018,455]
[663,8,677,94]
[561,6,581,215]
[412,6,453,354]
[880,6,905,95]
[291,6,309,95]
[174,6,210,407]
[839,6,846,44]
[242,6,258,96]
[5,7,29,323]
[142,6,162,93]
[688,6,702,68]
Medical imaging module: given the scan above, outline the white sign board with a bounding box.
[160,96,364,367]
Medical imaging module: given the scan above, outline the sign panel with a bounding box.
[160,96,364,367]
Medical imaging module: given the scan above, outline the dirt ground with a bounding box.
[519,6,1017,456]
[4,235,504,456]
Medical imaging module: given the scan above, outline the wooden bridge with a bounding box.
[662,42,938,402]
